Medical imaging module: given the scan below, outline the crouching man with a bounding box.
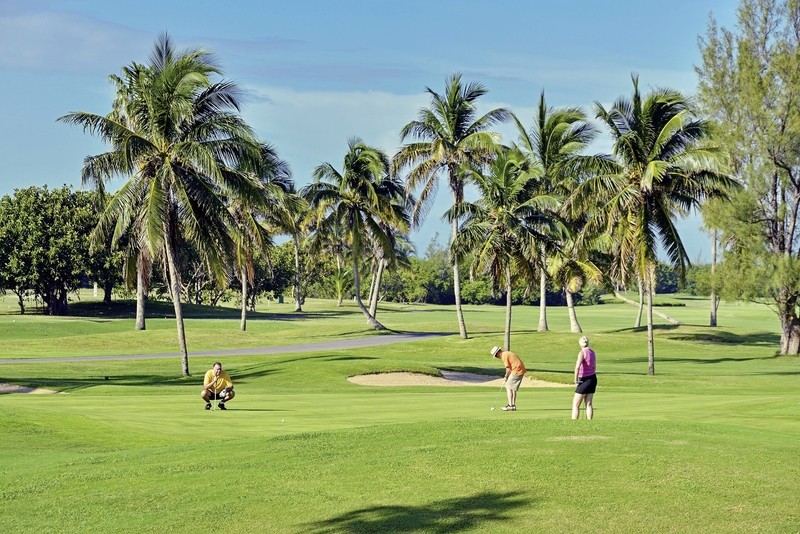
[201,362,235,410]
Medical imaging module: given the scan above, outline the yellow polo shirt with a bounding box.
[203,370,232,394]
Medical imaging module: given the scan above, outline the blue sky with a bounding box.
[0,0,739,261]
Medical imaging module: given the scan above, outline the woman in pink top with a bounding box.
[572,336,597,420]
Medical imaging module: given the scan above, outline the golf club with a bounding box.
[490,380,506,411]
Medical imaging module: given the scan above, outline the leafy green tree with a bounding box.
[697,0,800,352]
[232,241,294,309]
[394,73,512,339]
[573,75,735,374]
[59,34,266,376]
[395,237,454,304]
[0,186,100,315]
[459,277,498,305]
[655,263,679,294]
[84,235,124,305]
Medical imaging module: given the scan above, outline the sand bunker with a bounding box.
[347,371,569,388]
[0,383,59,394]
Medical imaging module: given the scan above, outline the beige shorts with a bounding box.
[506,374,523,392]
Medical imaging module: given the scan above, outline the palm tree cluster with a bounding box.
[396,74,735,373]
[60,34,298,376]
[303,138,411,329]
[62,34,736,376]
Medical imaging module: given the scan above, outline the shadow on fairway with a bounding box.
[60,299,359,321]
[322,356,377,362]
[665,330,779,347]
[220,408,285,412]
[1,367,281,393]
[307,491,530,533]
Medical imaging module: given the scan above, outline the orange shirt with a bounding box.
[500,350,526,376]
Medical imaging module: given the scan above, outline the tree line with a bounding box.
[2,0,798,375]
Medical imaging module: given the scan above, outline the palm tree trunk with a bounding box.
[367,258,378,310]
[369,258,386,318]
[778,289,800,354]
[451,219,468,339]
[240,265,247,332]
[293,235,303,312]
[635,275,644,328]
[537,255,548,331]
[335,254,344,307]
[352,251,385,330]
[647,277,655,375]
[103,278,113,304]
[367,257,378,315]
[566,289,582,333]
[504,265,512,351]
[710,230,718,327]
[164,239,190,377]
[135,258,147,331]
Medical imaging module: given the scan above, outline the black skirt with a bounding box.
[575,374,597,394]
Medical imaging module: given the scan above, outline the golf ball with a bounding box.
[490,407,495,411]
[281,419,285,422]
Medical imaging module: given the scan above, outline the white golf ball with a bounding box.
[281,419,285,422]
[490,407,494,411]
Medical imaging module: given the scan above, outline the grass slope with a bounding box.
[1,295,798,533]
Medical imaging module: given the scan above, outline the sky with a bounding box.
[0,0,740,262]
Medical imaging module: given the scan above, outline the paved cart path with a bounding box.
[0,331,449,365]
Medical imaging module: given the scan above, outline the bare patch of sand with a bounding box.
[0,383,60,394]
[347,371,570,388]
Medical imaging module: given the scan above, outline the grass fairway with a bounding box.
[1,296,799,533]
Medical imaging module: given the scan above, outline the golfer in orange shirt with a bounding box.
[491,346,526,411]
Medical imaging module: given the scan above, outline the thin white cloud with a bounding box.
[0,9,149,73]
[243,85,426,181]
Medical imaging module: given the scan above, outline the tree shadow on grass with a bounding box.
[306,491,531,534]
[664,330,779,347]
[607,324,682,334]
[0,365,281,393]
[0,373,195,392]
[64,299,358,321]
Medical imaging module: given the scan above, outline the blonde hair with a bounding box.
[578,336,589,348]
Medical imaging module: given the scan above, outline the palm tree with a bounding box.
[79,61,153,330]
[305,218,350,306]
[303,138,406,330]
[451,147,563,350]
[394,73,512,339]
[368,228,414,319]
[547,238,603,333]
[59,33,266,376]
[513,91,607,332]
[573,75,735,375]
[231,144,293,331]
[268,186,309,312]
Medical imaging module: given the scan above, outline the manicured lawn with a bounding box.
[1,295,797,532]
